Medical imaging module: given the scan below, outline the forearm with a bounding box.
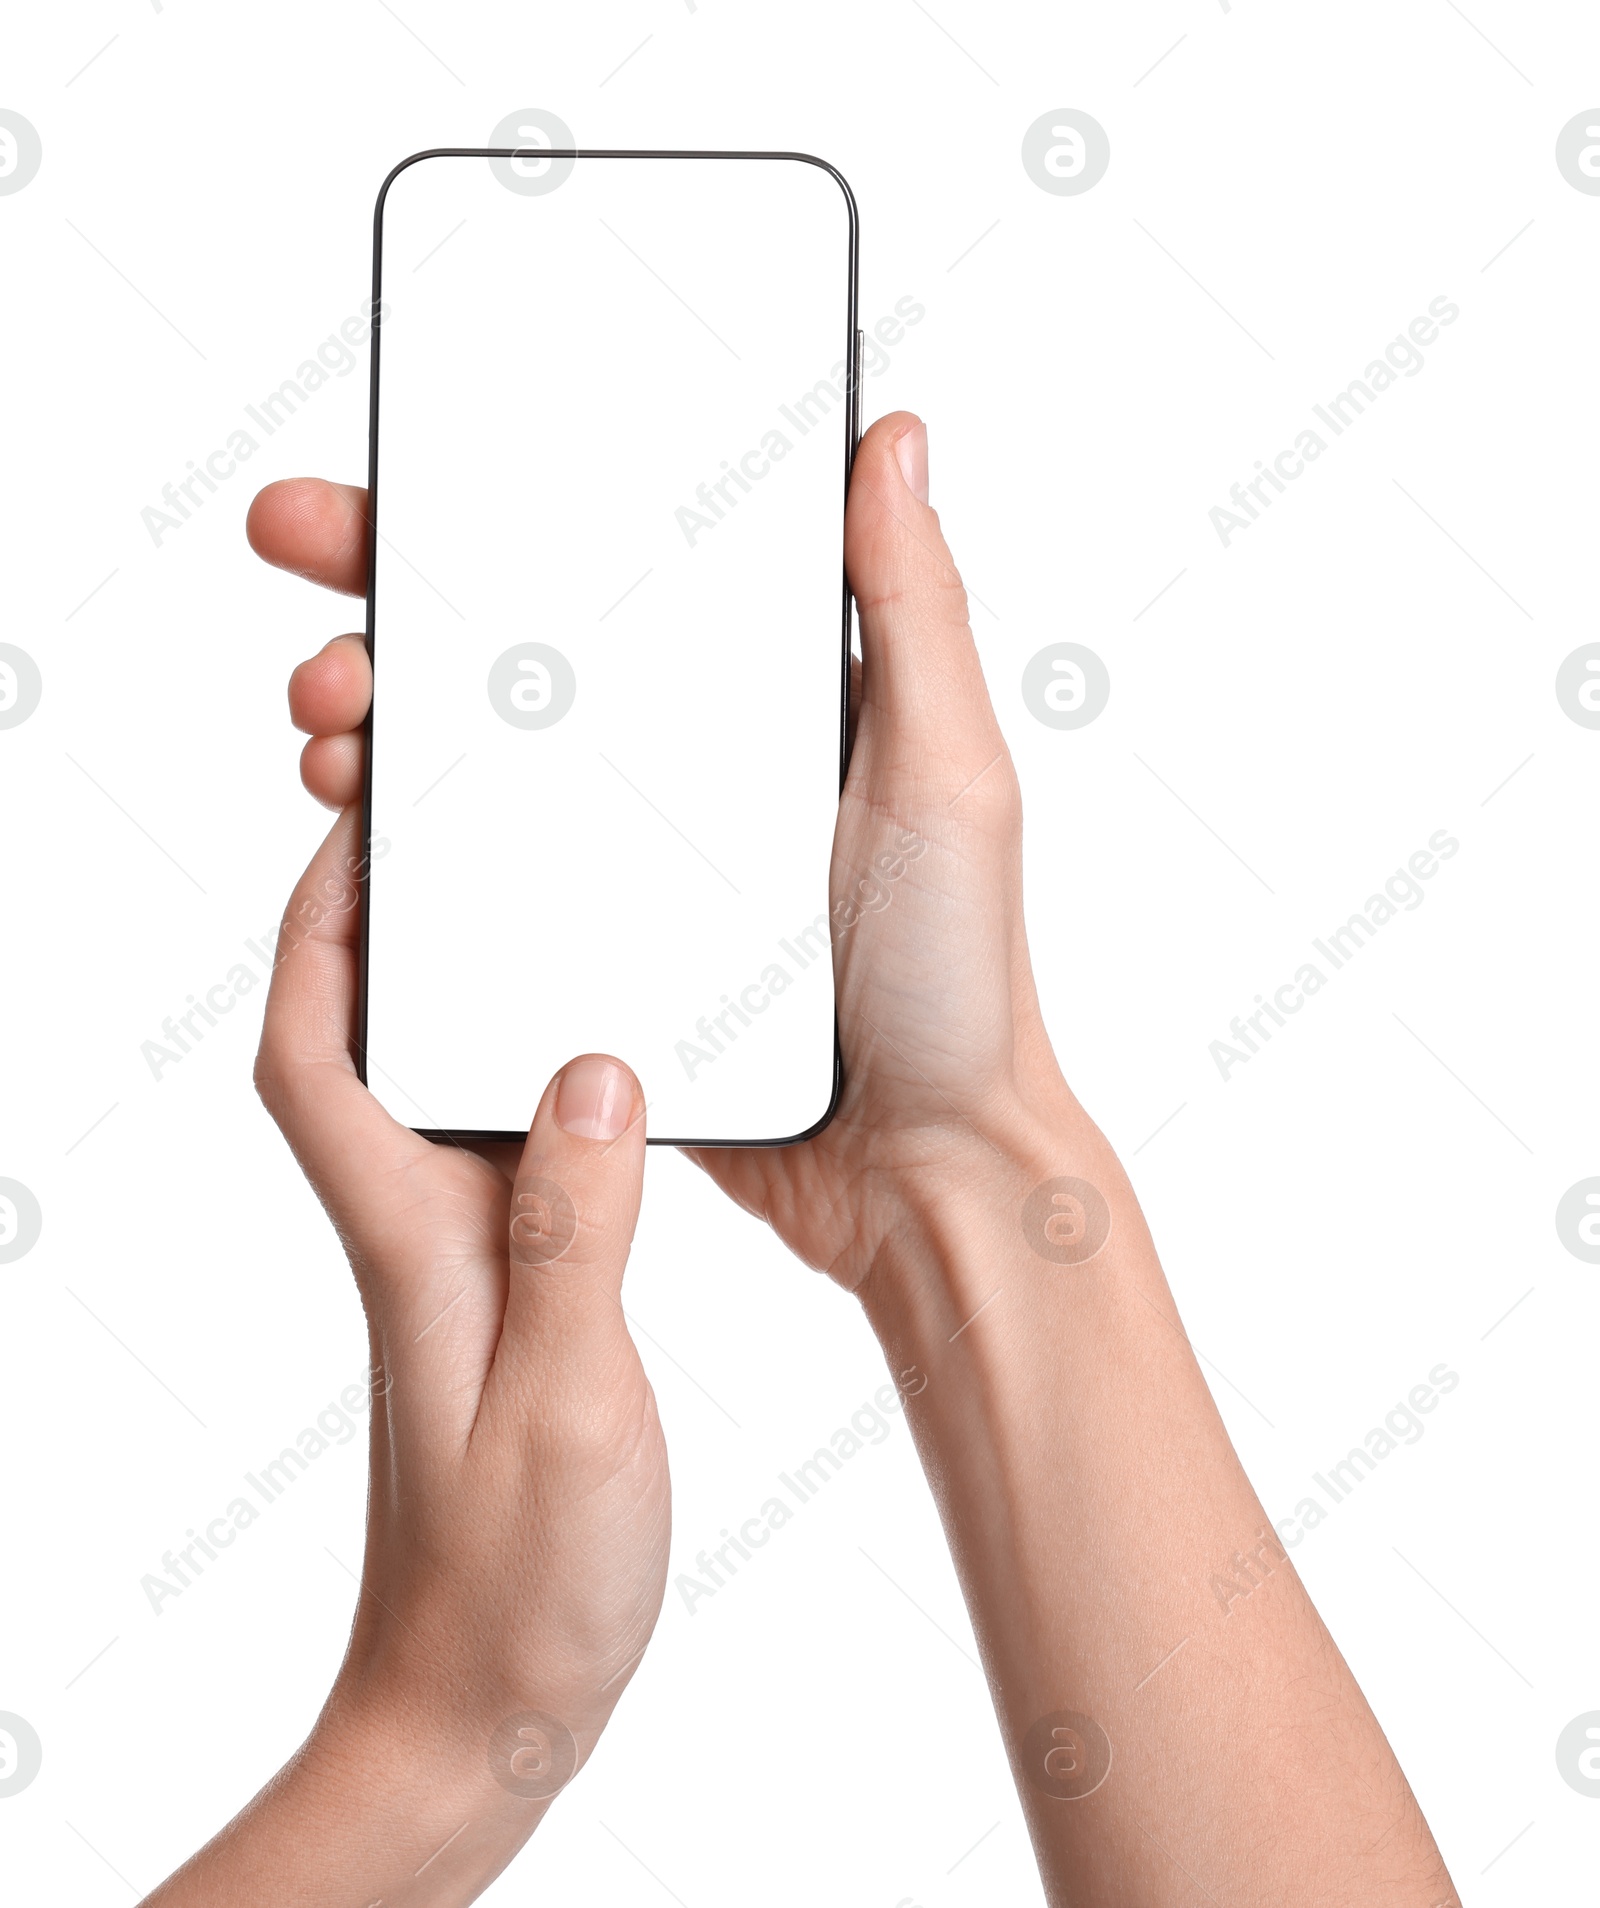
[143,1690,547,1907]
[861,1096,1454,1908]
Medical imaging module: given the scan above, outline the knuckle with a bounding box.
[507,1174,580,1269]
[508,1170,635,1279]
[252,1044,285,1117]
[532,1350,651,1464]
[945,748,1022,834]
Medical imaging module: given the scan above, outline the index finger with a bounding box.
[246,478,369,596]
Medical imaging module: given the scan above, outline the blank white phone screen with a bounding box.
[365,152,854,1142]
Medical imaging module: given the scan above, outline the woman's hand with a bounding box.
[146,809,668,1901]
[242,415,1456,1908]
[244,417,1077,1298]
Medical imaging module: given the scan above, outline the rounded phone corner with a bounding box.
[774,151,858,225]
[374,147,461,223]
[655,1039,842,1150]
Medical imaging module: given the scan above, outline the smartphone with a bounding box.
[359,148,858,1145]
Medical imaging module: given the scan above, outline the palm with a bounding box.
[684,603,1051,1292]
[358,1140,670,1694]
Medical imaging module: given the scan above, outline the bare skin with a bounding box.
[147,413,1457,1906]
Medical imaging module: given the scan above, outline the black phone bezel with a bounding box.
[356,148,860,1149]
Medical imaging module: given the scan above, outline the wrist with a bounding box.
[296,1688,554,1901]
[854,1075,1128,1326]
[144,1689,551,1907]
[851,1075,1200,1472]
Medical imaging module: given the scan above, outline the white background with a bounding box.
[1,3,1595,1902]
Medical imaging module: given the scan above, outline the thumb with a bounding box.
[845,411,1005,776]
[488,1055,647,1396]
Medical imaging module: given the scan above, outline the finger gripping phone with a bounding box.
[360,148,858,1145]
